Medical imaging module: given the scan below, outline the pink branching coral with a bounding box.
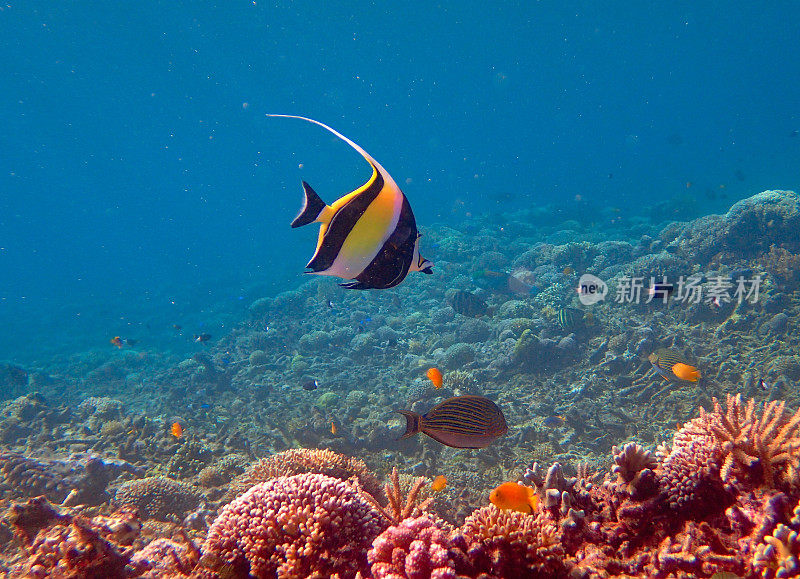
[657,399,730,511]
[199,473,387,578]
[753,522,800,578]
[368,516,456,579]
[658,394,800,512]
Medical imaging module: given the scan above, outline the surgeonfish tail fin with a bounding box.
[397,410,421,439]
[291,181,328,228]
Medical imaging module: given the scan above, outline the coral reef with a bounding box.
[4,496,141,578]
[199,473,387,578]
[224,447,383,503]
[454,507,567,578]
[368,516,456,579]
[114,476,202,521]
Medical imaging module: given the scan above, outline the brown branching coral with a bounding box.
[5,496,142,578]
[753,523,800,578]
[611,442,659,497]
[453,507,568,578]
[358,467,432,525]
[223,447,383,503]
[658,394,800,512]
[710,394,800,489]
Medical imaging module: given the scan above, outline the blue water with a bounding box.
[1,2,798,364]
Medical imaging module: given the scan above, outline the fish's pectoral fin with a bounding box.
[339,280,371,290]
[291,181,329,228]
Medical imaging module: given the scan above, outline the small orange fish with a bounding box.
[170,422,183,438]
[330,421,337,435]
[562,266,574,276]
[431,475,447,492]
[489,482,539,515]
[426,367,443,389]
[110,336,123,349]
[672,362,701,382]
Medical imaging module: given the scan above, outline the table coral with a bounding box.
[114,476,202,521]
[224,447,383,503]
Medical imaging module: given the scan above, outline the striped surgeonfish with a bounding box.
[398,395,508,449]
[268,115,433,289]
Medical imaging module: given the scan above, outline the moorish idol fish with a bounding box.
[268,114,433,289]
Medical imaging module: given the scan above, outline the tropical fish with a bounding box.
[431,475,447,492]
[302,378,319,391]
[489,482,539,514]
[426,367,443,389]
[398,395,508,449]
[448,290,489,317]
[562,266,574,276]
[557,307,586,330]
[472,269,538,296]
[648,349,700,382]
[542,415,566,428]
[270,114,433,289]
[647,282,675,301]
[110,336,137,349]
[330,421,338,435]
[170,422,183,438]
[671,362,701,382]
[194,333,212,343]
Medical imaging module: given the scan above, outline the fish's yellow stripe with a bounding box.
[325,182,402,279]
[312,164,379,257]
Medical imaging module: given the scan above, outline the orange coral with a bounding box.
[358,466,432,525]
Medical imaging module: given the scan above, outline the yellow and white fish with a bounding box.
[269,114,433,289]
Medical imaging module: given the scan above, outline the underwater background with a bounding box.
[2,2,800,578]
[1,1,798,364]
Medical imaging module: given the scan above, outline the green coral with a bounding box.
[315,392,340,409]
[166,440,214,479]
[513,329,538,362]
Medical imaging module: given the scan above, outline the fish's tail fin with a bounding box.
[397,410,421,439]
[291,181,328,228]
